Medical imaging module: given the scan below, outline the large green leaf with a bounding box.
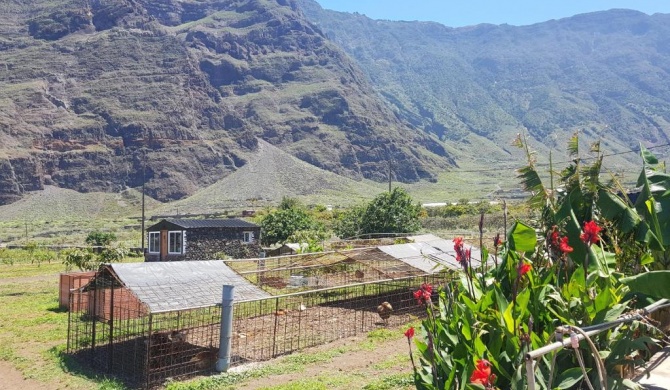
[553,367,584,389]
[508,221,537,253]
[640,144,659,165]
[597,189,640,234]
[621,271,670,299]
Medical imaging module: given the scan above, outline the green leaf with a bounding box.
[596,190,640,233]
[640,252,655,266]
[502,301,515,335]
[553,367,584,389]
[640,144,659,165]
[621,271,670,299]
[508,221,537,253]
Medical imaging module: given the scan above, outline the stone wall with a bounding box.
[143,227,261,261]
[184,227,261,260]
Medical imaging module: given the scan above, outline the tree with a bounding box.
[334,205,365,239]
[335,187,421,238]
[85,231,117,246]
[260,202,320,246]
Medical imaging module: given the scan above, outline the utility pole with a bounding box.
[140,148,146,255]
[388,158,392,193]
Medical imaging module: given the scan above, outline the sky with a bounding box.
[315,0,670,28]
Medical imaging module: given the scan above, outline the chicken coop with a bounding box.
[67,235,489,388]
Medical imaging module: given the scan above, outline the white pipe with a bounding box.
[526,359,536,390]
[216,285,234,372]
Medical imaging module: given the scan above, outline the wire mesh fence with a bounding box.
[66,242,465,388]
[68,269,448,388]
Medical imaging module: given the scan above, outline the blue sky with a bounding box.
[315,0,670,27]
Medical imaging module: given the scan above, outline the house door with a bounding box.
[160,230,168,261]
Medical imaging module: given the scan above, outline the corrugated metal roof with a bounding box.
[109,261,271,313]
[376,234,493,274]
[162,218,259,229]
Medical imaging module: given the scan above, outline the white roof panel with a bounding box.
[109,260,271,313]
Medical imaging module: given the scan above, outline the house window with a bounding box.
[243,231,254,243]
[148,232,159,253]
[168,231,183,254]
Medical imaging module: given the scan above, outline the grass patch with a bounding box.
[362,373,414,390]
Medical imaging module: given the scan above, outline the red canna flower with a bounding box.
[414,283,433,305]
[413,289,423,305]
[580,221,601,246]
[550,226,560,248]
[404,326,415,339]
[519,263,532,276]
[470,359,492,386]
[420,283,433,295]
[559,236,573,254]
[493,233,501,249]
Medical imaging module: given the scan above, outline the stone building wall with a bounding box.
[144,226,261,261]
[184,227,261,260]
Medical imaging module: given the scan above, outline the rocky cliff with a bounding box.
[0,0,451,205]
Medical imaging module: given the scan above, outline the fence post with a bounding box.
[216,285,235,372]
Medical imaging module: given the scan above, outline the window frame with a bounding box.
[148,231,160,253]
[243,231,254,243]
[168,230,184,254]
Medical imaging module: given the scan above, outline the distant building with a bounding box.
[145,218,262,261]
[266,242,308,257]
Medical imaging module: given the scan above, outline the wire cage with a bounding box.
[67,268,228,387]
[67,236,473,388]
[230,274,445,365]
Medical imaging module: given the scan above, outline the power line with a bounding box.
[447,142,670,174]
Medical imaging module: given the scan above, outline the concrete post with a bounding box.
[216,285,234,372]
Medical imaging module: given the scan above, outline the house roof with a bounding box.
[148,218,259,231]
[107,260,271,313]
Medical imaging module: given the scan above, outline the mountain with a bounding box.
[0,0,452,205]
[298,1,670,166]
[159,138,386,214]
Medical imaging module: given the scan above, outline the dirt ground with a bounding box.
[0,361,45,390]
[235,330,412,390]
[0,327,413,390]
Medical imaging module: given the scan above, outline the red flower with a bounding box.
[493,233,501,248]
[413,289,423,304]
[420,283,433,295]
[470,359,492,386]
[519,263,532,276]
[465,247,472,261]
[414,283,433,305]
[580,221,601,246]
[404,327,415,339]
[559,236,573,254]
[550,226,560,248]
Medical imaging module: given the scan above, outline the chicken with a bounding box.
[190,347,219,370]
[354,269,365,281]
[377,301,393,325]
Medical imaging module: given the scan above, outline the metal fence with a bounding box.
[68,271,447,388]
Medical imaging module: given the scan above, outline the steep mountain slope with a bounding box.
[299,1,670,164]
[0,0,452,205]
[161,139,386,213]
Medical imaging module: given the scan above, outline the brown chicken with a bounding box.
[377,301,393,325]
[354,269,365,281]
[190,347,219,370]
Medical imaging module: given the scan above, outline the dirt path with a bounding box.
[231,331,414,390]
[0,361,45,390]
